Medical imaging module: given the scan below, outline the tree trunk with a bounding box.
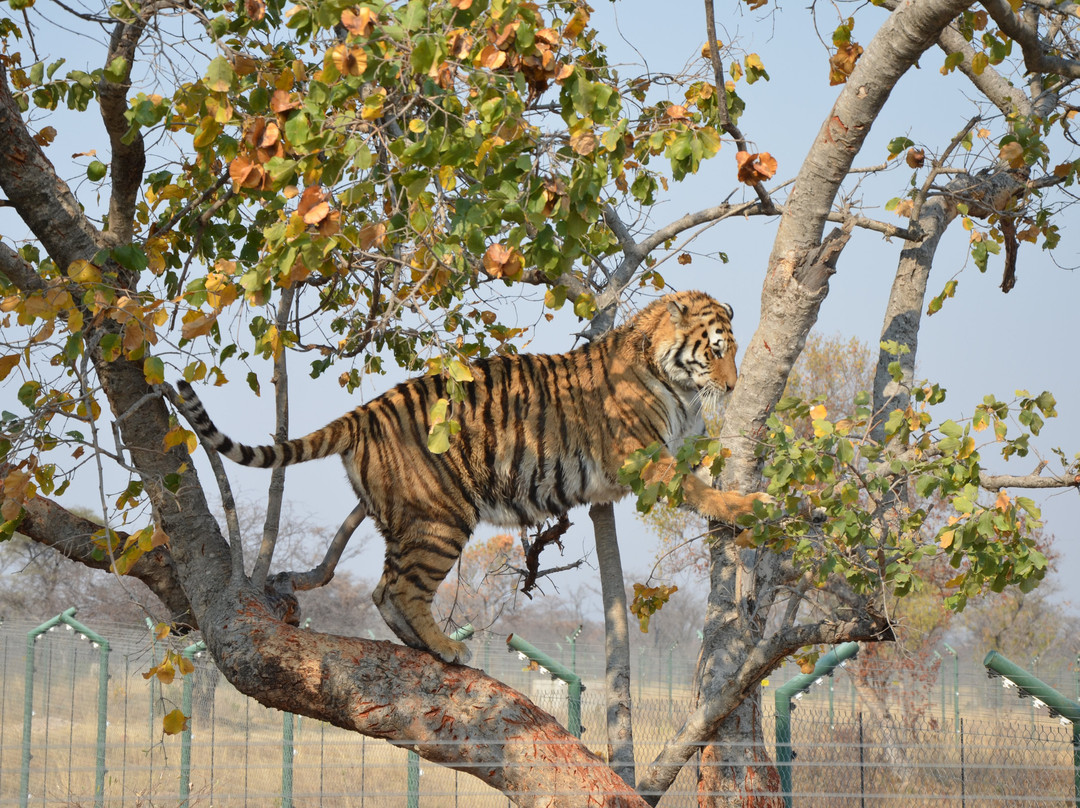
[591,502,636,786]
[698,700,783,808]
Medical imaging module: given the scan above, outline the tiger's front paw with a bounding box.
[430,637,473,665]
[749,491,776,509]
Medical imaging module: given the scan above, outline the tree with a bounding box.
[2,0,1080,805]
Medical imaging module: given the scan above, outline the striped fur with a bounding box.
[176,290,768,663]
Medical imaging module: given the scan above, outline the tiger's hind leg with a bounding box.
[372,519,473,664]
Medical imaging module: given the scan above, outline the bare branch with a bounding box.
[252,286,296,583]
[283,501,368,592]
[518,513,572,597]
[979,471,1080,491]
[167,383,246,579]
[636,613,891,802]
[981,0,1080,79]
[98,12,150,249]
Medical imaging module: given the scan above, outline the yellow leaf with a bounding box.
[162,709,188,735]
[154,622,170,641]
[939,529,955,549]
[67,259,101,285]
[181,310,219,340]
[178,656,195,676]
[0,354,19,381]
[809,404,828,420]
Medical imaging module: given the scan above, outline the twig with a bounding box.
[518,513,572,598]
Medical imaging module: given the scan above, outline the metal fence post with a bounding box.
[179,640,206,807]
[20,608,109,808]
[405,625,475,808]
[944,643,959,733]
[667,641,678,722]
[282,711,295,808]
[507,633,582,737]
[775,642,860,808]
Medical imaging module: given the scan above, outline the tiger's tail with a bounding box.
[176,380,357,468]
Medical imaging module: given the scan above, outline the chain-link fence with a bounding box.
[0,615,1076,806]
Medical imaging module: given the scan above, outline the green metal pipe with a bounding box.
[507,633,582,737]
[179,640,206,808]
[20,608,109,808]
[775,642,860,808]
[944,643,959,733]
[984,650,1080,808]
[983,651,1080,723]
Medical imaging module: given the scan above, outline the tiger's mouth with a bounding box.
[697,383,730,419]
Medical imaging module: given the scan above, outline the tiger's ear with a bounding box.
[719,302,734,320]
[666,299,689,324]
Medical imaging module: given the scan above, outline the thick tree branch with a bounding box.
[979,471,1080,491]
[981,0,1080,79]
[253,286,295,583]
[0,240,47,292]
[14,491,195,626]
[215,593,649,808]
[280,501,368,592]
[0,66,102,266]
[98,12,150,248]
[590,503,635,787]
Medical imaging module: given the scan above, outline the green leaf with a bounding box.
[143,356,165,385]
[111,244,148,272]
[103,56,129,84]
[205,56,236,93]
[939,419,963,439]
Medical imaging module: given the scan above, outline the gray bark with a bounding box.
[590,502,636,786]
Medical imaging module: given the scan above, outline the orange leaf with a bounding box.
[569,128,596,156]
[677,253,692,265]
[181,310,219,340]
[358,222,387,251]
[829,42,863,85]
[270,89,300,113]
[905,148,925,168]
[297,185,330,224]
[340,7,375,36]
[994,489,1010,511]
[735,151,777,184]
[482,243,522,279]
[478,45,506,70]
[245,0,265,21]
[330,44,367,77]
[999,142,1024,169]
[666,104,689,120]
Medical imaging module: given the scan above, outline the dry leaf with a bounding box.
[735,151,777,184]
[906,148,925,168]
[340,7,375,36]
[482,243,523,279]
[829,42,863,85]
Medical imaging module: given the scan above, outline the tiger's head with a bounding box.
[639,291,738,407]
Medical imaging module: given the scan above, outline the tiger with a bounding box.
[176,290,770,663]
